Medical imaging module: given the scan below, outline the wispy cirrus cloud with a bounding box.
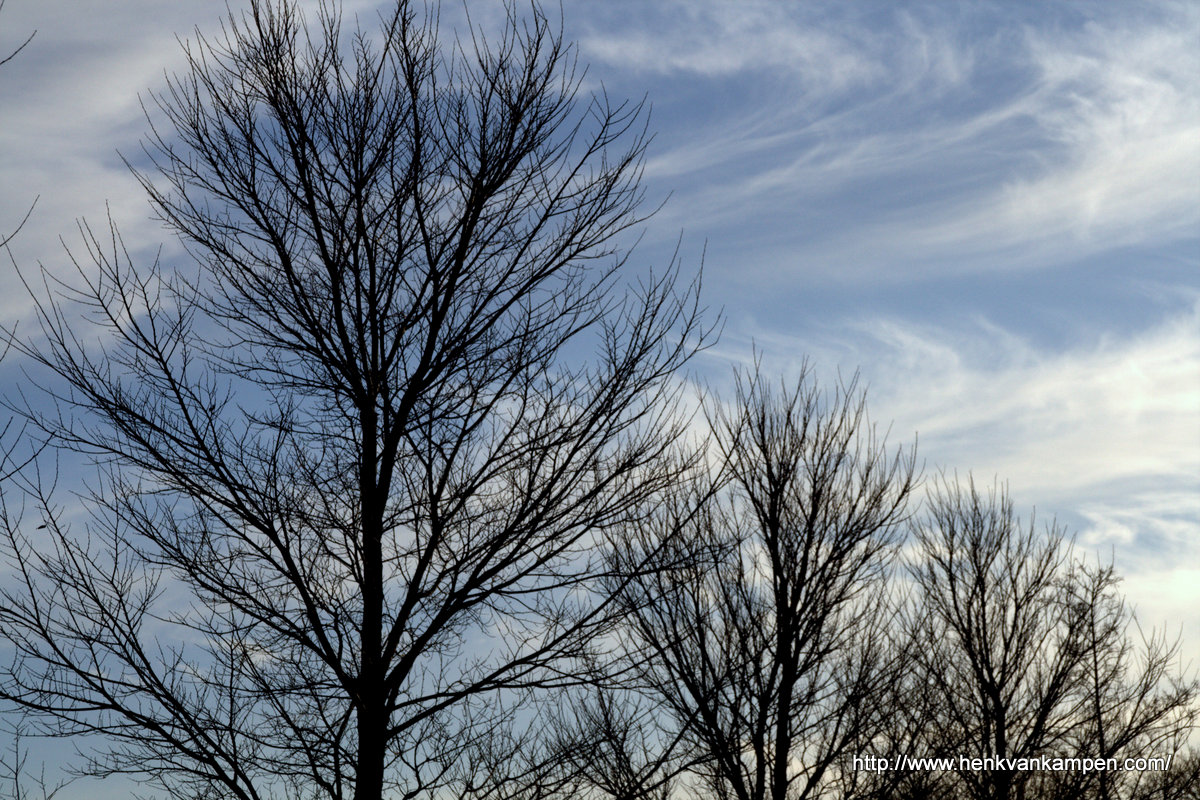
[0,0,382,325]
[718,294,1198,497]
[884,9,1200,275]
[572,0,1200,284]
[578,3,882,92]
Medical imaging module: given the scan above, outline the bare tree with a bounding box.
[905,479,1197,800]
[0,1,709,798]
[1052,563,1197,800]
[1138,747,1200,800]
[587,365,916,800]
[905,479,1089,800]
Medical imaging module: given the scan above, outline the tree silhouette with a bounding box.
[1,4,1194,800]
[577,366,916,800]
[1053,562,1197,800]
[903,479,1197,800]
[0,1,708,798]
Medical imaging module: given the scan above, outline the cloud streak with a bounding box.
[715,291,1200,652]
[573,0,1200,283]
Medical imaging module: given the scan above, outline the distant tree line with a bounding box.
[546,372,1197,800]
[0,1,1195,799]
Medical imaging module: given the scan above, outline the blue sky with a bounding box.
[1,0,1198,792]
[561,0,1200,635]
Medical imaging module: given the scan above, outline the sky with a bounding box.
[1,0,1198,793]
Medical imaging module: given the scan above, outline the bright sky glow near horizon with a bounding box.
[1,0,1198,794]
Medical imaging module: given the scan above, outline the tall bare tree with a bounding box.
[0,1,709,798]
[582,366,916,800]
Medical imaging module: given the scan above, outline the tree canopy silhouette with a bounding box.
[1,3,1194,800]
[0,1,707,798]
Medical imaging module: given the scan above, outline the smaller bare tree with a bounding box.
[1051,563,1198,800]
[1138,747,1200,800]
[905,478,1197,800]
[585,365,917,800]
[906,479,1092,800]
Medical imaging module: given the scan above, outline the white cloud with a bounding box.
[586,1,1199,283]
[720,294,1199,660]
[577,0,882,89]
[852,302,1198,496]
[897,9,1200,271]
[1123,569,1200,639]
[0,0,388,326]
